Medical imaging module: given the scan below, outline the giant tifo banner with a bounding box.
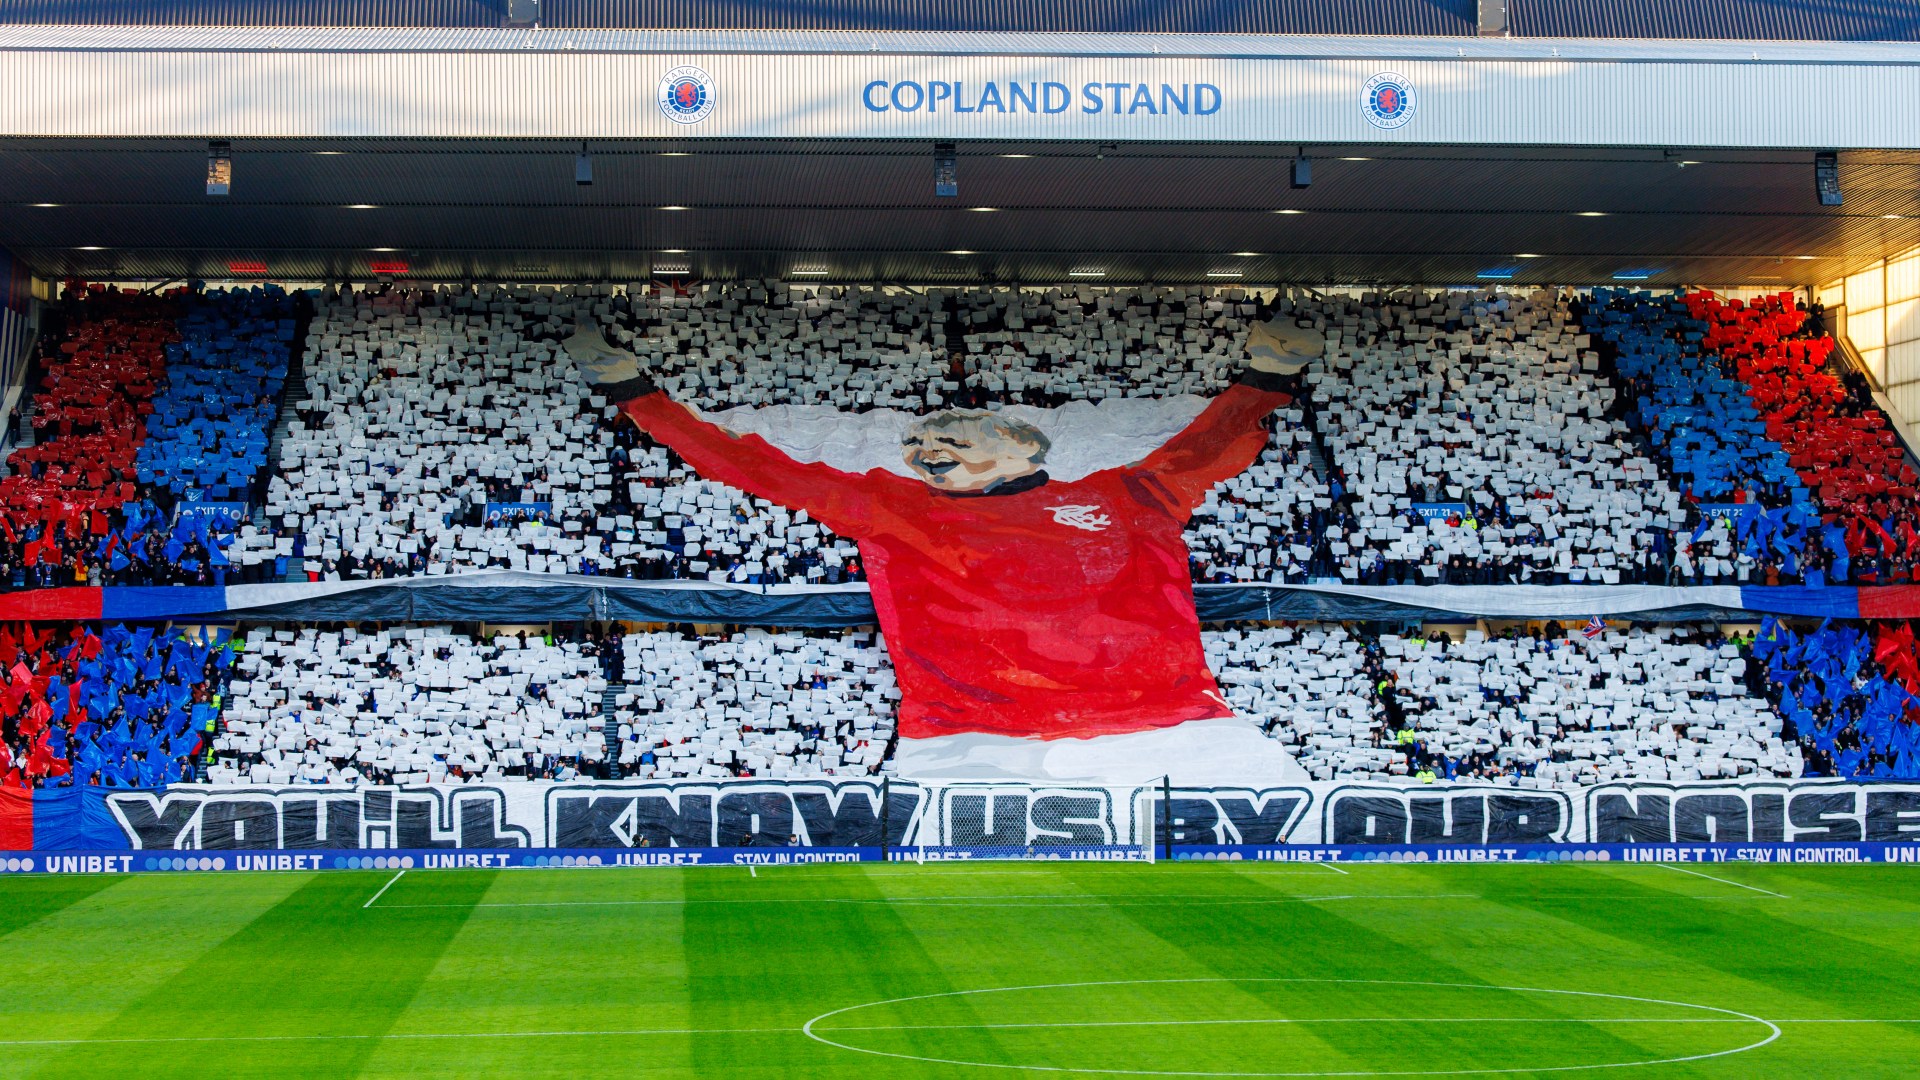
[3,780,1916,872]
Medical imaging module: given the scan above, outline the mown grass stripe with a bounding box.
[28,869,497,1080]
[0,875,124,939]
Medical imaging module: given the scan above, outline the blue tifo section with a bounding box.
[138,286,296,501]
[30,625,237,796]
[1584,288,1833,574]
[1,842,1913,874]
[1755,617,1920,780]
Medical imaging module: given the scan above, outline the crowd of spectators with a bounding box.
[261,281,1331,584]
[614,627,895,778]
[1207,621,1794,784]
[2,622,230,788]
[1308,289,1680,585]
[215,624,614,785]
[1,611,1906,788]
[1582,288,1916,586]
[0,283,300,591]
[1753,616,1920,779]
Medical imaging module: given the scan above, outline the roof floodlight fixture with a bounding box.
[1291,155,1312,190]
[1815,151,1843,207]
[206,141,232,197]
[934,143,958,198]
[575,143,593,187]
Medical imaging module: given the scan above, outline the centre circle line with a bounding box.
[799,977,1783,1078]
[817,1016,1761,1033]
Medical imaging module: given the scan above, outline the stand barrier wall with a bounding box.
[2,778,1917,872]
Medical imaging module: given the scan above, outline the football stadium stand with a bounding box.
[3,282,1919,792]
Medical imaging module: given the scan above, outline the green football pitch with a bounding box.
[1,860,1916,1078]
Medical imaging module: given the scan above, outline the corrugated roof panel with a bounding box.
[544,0,1476,34]
[1509,0,1920,41]
[5,25,1917,64]
[1,0,1477,35]
[0,0,501,26]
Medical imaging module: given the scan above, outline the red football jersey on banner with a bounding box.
[620,383,1289,740]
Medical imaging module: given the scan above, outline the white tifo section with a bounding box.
[1309,289,1679,584]
[1204,625,1375,781]
[213,627,610,786]
[204,622,1793,786]
[1374,628,1797,785]
[261,280,1323,584]
[1198,624,1795,786]
[615,629,895,779]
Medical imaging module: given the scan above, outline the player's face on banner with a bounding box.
[901,415,1042,493]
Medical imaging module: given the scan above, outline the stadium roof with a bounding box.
[3,0,1916,41]
[4,139,1914,287]
[0,13,1913,287]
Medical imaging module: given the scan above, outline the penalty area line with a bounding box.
[363,869,406,909]
[1656,863,1790,899]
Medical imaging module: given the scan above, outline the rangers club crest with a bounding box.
[1361,71,1415,130]
[1049,505,1112,532]
[658,66,716,126]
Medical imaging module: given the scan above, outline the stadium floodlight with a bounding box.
[206,141,232,197]
[1476,267,1517,280]
[1815,152,1843,206]
[575,144,593,187]
[934,143,957,198]
[1291,156,1312,189]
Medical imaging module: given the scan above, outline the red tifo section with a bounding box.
[1689,291,1920,572]
[0,285,177,570]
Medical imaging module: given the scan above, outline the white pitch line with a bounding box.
[1655,864,1790,899]
[0,1026,791,1048]
[379,892,1482,910]
[362,869,406,909]
[0,1016,1907,1050]
[1320,861,1351,876]
[748,864,757,879]
[822,1017,1768,1033]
